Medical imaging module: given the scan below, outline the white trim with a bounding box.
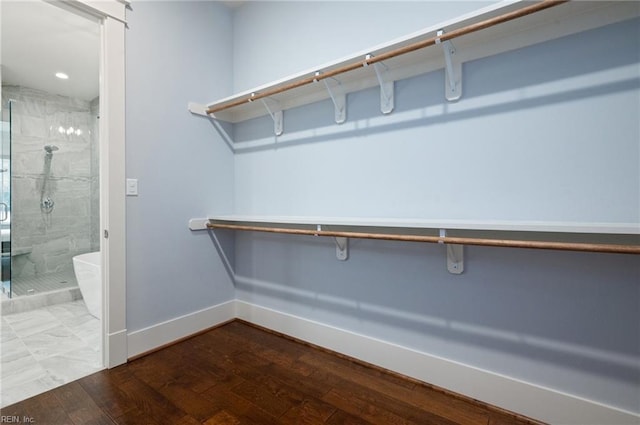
[105,328,128,367]
[54,0,128,23]
[100,13,127,368]
[126,301,236,359]
[234,300,640,425]
[97,12,127,369]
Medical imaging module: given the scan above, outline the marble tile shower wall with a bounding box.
[2,86,99,279]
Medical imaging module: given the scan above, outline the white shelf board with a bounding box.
[190,1,640,123]
[208,215,640,235]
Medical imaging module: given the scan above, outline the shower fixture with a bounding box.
[41,197,55,213]
[44,145,59,154]
[41,145,59,215]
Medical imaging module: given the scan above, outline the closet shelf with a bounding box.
[189,0,639,125]
[189,216,640,255]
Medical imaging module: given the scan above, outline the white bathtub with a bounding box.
[72,251,101,320]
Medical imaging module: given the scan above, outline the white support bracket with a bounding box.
[439,229,464,274]
[316,224,348,260]
[334,237,349,261]
[187,102,208,117]
[436,30,462,101]
[446,244,464,274]
[250,93,283,136]
[188,218,209,230]
[316,72,346,124]
[365,54,394,114]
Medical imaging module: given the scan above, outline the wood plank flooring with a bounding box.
[1,320,545,425]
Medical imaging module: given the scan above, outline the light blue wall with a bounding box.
[230,2,640,414]
[232,10,640,225]
[231,1,494,92]
[125,1,235,331]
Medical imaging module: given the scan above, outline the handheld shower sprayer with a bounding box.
[41,145,60,214]
[44,145,59,154]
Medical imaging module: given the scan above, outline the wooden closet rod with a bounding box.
[208,223,640,255]
[206,0,567,115]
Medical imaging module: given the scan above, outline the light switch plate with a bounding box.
[126,178,138,196]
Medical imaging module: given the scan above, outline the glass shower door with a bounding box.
[1,100,11,297]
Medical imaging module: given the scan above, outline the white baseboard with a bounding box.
[105,328,128,368]
[126,300,235,359]
[235,300,640,425]
[123,298,638,424]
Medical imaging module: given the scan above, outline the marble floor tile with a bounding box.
[69,319,101,346]
[40,346,102,385]
[1,338,31,365]
[0,371,58,408]
[1,334,27,354]
[47,300,89,321]
[1,318,17,343]
[1,358,48,389]
[0,300,102,408]
[21,325,87,361]
[3,309,60,338]
[58,310,96,330]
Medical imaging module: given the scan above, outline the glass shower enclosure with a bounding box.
[1,100,11,298]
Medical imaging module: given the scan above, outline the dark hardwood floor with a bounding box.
[1,320,544,424]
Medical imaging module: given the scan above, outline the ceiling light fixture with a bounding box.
[55,72,69,80]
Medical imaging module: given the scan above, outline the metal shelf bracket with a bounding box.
[365,54,394,114]
[251,93,283,136]
[446,244,464,274]
[439,229,464,274]
[335,237,349,261]
[316,72,346,124]
[436,30,462,101]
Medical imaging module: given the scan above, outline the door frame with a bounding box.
[55,0,128,368]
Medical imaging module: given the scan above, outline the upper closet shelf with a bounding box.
[188,1,639,125]
[202,215,640,235]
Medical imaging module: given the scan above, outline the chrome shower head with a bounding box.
[44,145,59,154]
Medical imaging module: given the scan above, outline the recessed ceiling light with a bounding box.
[55,72,69,80]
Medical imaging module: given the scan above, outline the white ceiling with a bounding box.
[1,1,100,101]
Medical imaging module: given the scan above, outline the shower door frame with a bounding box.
[1,100,11,296]
[54,0,128,369]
